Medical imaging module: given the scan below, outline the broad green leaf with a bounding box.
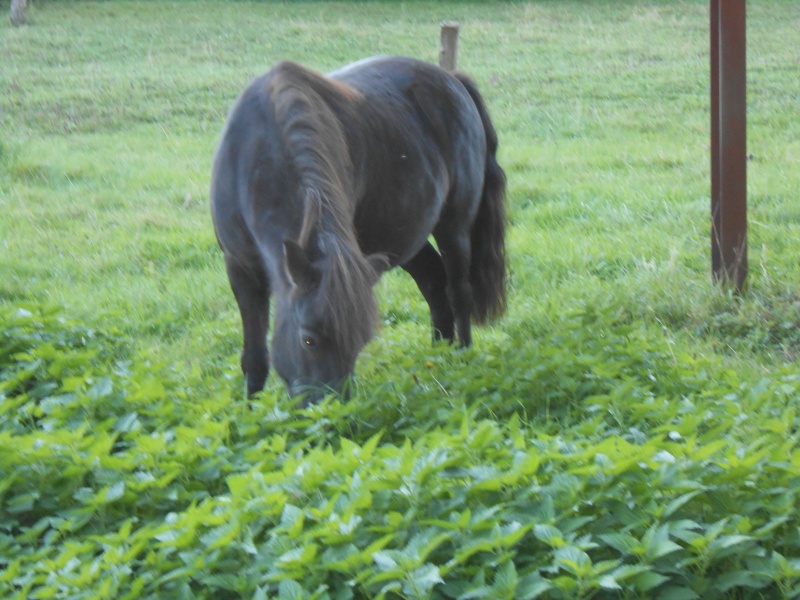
[551,575,578,593]
[494,560,518,594]
[516,572,553,600]
[374,581,402,600]
[599,532,641,556]
[404,564,443,596]
[660,491,703,519]
[200,521,240,550]
[533,524,564,548]
[281,504,305,537]
[656,586,700,600]
[708,534,751,555]
[598,575,621,590]
[278,543,317,568]
[752,516,790,537]
[254,586,269,600]
[363,534,396,557]
[278,579,304,600]
[643,524,682,561]
[460,586,493,599]
[450,538,494,567]
[499,521,531,548]
[114,411,139,433]
[321,543,361,572]
[373,551,398,572]
[100,481,125,504]
[648,539,682,561]
[609,564,651,582]
[200,573,243,592]
[632,571,670,592]
[554,546,592,577]
[715,569,771,592]
[6,491,39,513]
[87,376,113,399]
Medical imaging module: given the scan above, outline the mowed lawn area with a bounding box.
[2,1,800,598]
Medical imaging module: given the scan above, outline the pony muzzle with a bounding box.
[288,377,351,406]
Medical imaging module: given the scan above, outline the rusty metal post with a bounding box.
[711,0,747,290]
[710,0,721,278]
[439,22,460,71]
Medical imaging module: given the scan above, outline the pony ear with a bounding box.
[284,239,321,294]
[365,253,389,287]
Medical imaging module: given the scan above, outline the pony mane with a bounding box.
[267,61,382,354]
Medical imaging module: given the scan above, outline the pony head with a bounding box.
[271,222,385,405]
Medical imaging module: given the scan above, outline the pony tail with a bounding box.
[457,74,507,324]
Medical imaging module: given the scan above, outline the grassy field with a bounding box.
[2,1,800,598]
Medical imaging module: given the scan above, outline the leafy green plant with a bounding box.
[2,1,800,597]
[3,305,800,598]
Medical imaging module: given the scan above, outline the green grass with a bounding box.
[2,1,800,598]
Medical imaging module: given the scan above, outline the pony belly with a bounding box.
[355,198,443,267]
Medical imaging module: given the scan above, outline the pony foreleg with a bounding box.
[401,242,455,343]
[224,256,270,397]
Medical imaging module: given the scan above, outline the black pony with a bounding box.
[211,56,506,402]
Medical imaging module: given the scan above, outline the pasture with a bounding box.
[2,0,800,597]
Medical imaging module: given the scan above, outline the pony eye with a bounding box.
[304,337,316,348]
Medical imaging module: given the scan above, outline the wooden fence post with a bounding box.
[10,0,27,26]
[439,22,460,71]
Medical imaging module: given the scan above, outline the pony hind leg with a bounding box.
[433,228,474,347]
[401,242,454,343]
[225,255,271,397]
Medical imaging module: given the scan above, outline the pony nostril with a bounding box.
[295,394,312,409]
[289,381,325,406]
[289,376,352,406]
[337,377,354,401]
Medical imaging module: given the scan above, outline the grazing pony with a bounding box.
[211,56,506,402]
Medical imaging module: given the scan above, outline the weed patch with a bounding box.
[3,306,800,598]
[2,0,799,597]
